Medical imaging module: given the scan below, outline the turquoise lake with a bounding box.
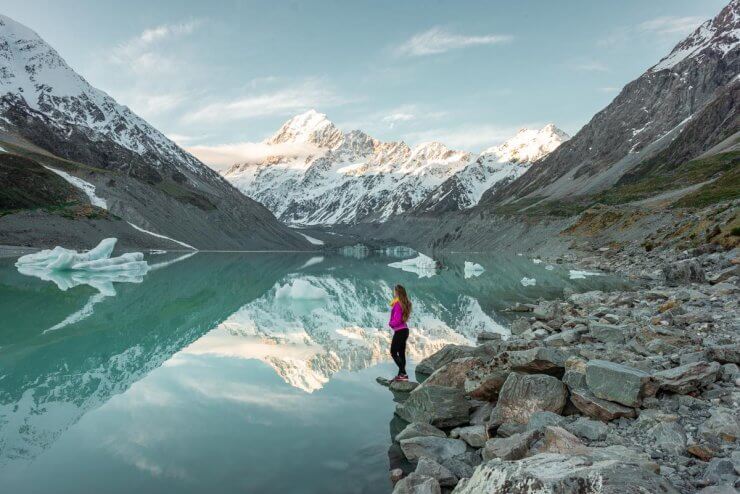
[0,250,631,493]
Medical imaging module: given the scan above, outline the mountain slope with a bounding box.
[223,111,568,224]
[481,0,740,208]
[0,15,309,250]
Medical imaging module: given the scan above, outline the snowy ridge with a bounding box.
[0,15,206,175]
[651,0,740,72]
[223,110,568,224]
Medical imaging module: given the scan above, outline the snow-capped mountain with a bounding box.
[223,110,568,224]
[0,15,308,250]
[483,0,740,206]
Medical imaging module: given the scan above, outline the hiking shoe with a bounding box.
[393,374,409,382]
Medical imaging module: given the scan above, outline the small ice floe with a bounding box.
[517,253,523,256]
[16,238,148,273]
[520,277,536,287]
[545,265,555,271]
[569,270,603,280]
[464,261,485,279]
[275,279,328,300]
[532,259,543,264]
[388,253,437,278]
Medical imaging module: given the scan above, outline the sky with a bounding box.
[0,0,730,168]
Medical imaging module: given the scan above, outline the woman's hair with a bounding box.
[395,284,412,322]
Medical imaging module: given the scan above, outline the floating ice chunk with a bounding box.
[388,253,437,278]
[520,277,536,286]
[16,238,149,274]
[464,261,485,279]
[545,265,555,270]
[532,259,543,264]
[569,270,603,280]
[275,279,328,300]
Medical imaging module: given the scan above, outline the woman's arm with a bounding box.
[389,303,404,329]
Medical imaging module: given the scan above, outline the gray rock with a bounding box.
[450,425,487,448]
[663,259,706,286]
[395,422,447,442]
[586,359,655,407]
[589,322,629,344]
[415,457,457,487]
[507,347,568,375]
[468,401,493,426]
[391,380,420,393]
[510,318,530,335]
[718,363,739,383]
[423,357,484,389]
[680,351,708,365]
[648,422,687,456]
[400,436,467,462]
[396,385,470,428]
[653,361,720,394]
[568,291,604,307]
[489,373,567,425]
[527,426,588,456]
[463,365,510,402]
[702,457,737,485]
[570,388,636,421]
[566,417,608,441]
[495,422,527,438]
[543,328,582,347]
[482,430,541,461]
[392,472,441,494]
[415,343,501,375]
[525,411,566,431]
[562,370,587,390]
[708,344,740,364]
[452,453,679,493]
[699,407,740,443]
[439,457,474,481]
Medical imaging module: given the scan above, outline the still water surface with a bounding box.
[0,250,630,493]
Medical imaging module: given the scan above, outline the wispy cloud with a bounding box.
[396,27,512,57]
[111,19,203,73]
[186,141,323,170]
[403,123,534,151]
[181,79,346,124]
[638,16,704,35]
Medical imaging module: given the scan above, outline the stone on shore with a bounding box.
[463,366,510,402]
[423,357,483,389]
[507,347,568,375]
[400,436,467,462]
[589,322,629,344]
[415,457,458,487]
[707,344,740,364]
[489,373,566,426]
[525,411,566,431]
[565,417,608,441]
[450,425,487,448]
[395,422,447,442]
[663,259,706,286]
[648,422,687,456]
[585,359,654,407]
[415,344,500,375]
[482,430,541,461]
[653,361,720,394]
[396,385,470,428]
[699,407,740,443]
[570,388,636,421]
[528,426,588,456]
[392,472,441,494]
[452,453,679,493]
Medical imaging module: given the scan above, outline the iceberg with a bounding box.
[275,279,328,300]
[464,261,485,279]
[388,253,437,278]
[16,238,149,274]
[520,277,536,286]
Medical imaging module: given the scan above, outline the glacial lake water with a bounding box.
[0,250,631,494]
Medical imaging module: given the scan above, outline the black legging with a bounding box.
[390,329,409,375]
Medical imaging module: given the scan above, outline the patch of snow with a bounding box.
[43,166,107,209]
[298,232,324,245]
[127,222,197,250]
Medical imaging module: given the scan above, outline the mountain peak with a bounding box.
[650,0,739,72]
[266,110,343,148]
[482,124,570,164]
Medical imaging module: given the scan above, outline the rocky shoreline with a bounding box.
[384,235,739,493]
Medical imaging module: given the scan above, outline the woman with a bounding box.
[388,284,412,382]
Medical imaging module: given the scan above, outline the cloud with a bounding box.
[396,27,512,56]
[114,90,191,118]
[181,79,346,124]
[638,16,704,35]
[111,19,203,73]
[186,141,323,170]
[383,112,415,123]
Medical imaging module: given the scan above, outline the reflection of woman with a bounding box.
[388,284,412,382]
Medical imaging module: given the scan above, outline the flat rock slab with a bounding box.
[378,376,421,393]
[490,373,566,425]
[508,347,568,375]
[450,425,487,448]
[586,359,654,407]
[400,436,468,462]
[415,457,458,488]
[396,422,447,442]
[424,357,485,389]
[396,385,471,428]
[392,472,441,494]
[415,343,501,375]
[570,388,636,421]
[482,430,541,461]
[653,361,720,394]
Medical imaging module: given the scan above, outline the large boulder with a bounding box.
[415,343,501,375]
[482,430,541,461]
[400,436,468,462]
[565,417,608,441]
[396,385,471,428]
[648,422,687,456]
[699,407,740,443]
[586,360,655,407]
[423,357,485,389]
[464,365,510,402]
[653,361,720,394]
[392,472,441,494]
[707,344,740,364]
[395,422,447,442]
[507,347,568,375]
[450,425,487,448]
[452,453,679,493]
[570,388,636,421]
[528,426,588,456]
[415,457,458,487]
[663,259,705,286]
[489,373,567,426]
[589,322,629,344]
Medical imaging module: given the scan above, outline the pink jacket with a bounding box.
[389,301,408,331]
